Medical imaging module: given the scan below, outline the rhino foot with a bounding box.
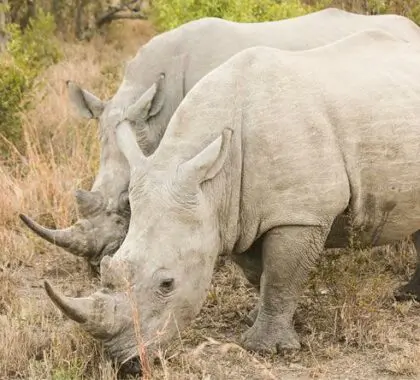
[240,318,300,354]
[243,304,259,327]
[394,281,420,302]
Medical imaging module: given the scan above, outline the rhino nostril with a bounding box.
[118,356,142,378]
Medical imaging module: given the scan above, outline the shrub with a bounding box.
[151,0,420,33]
[0,10,61,154]
[0,59,28,152]
[7,10,61,76]
[151,0,327,31]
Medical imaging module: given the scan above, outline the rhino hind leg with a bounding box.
[240,225,329,354]
[394,230,420,301]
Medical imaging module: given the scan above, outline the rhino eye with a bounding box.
[159,278,174,294]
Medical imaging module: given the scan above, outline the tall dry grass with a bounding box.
[0,20,156,379]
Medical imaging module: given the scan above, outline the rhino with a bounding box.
[20,9,420,299]
[41,30,420,369]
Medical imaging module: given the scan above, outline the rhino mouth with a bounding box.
[44,280,145,366]
[89,237,127,274]
[119,356,142,376]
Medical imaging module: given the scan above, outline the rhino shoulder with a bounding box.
[328,28,404,47]
[314,7,354,18]
[140,17,231,54]
[372,13,420,43]
[302,28,409,59]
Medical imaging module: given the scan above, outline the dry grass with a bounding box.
[0,20,156,379]
[2,14,420,380]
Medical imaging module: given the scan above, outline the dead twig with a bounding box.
[95,0,147,28]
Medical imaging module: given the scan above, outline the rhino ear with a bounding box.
[180,128,233,185]
[67,81,105,119]
[125,74,165,122]
[116,121,146,169]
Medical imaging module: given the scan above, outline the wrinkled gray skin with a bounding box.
[43,31,420,366]
[20,8,420,279]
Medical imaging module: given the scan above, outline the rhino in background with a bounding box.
[42,30,420,367]
[19,8,420,297]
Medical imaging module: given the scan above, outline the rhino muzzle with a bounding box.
[44,280,122,337]
[44,280,139,365]
[75,189,105,218]
[19,189,129,267]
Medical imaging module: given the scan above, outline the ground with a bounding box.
[1,20,420,380]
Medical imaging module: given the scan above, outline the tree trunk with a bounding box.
[51,0,62,30]
[0,0,7,52]
[75,0,86,40]
[20,0,36,30]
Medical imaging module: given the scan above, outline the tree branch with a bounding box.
[95,0,146,28]
[97,12,147,26]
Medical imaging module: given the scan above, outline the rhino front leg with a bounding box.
[394,230,420,301]
[232,237,263,289]
[232,237,263,326]
[240,225,328,353]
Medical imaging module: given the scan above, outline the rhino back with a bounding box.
[111,8,420,118]
[154,33,420,252]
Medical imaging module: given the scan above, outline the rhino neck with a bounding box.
[136,117,169,157]
[122,50,189,157]
[90,157,130,207]
[203,128,243,259]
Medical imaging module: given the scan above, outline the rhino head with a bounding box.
[20,75,168,269]
[44,122,233,366]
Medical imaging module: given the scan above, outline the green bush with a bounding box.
[0,10,61,153]
[0,60,28,151]
[151,0,327,31]
[151,0,420,33]
[7,10,61,76]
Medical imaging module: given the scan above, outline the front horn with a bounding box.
[44,280,118,339]
[19,214,95,257]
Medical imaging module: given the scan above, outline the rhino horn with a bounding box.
[44,280,119,339]
[75,189,105,217]
[44,280,90,323]
[19,214,95,257]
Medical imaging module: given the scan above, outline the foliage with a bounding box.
[7,10,61,76]
[328,0,420,24]
[150,0,327,31]
[0,59,27,150]
[0,10,61,153]
[151,0,420,31]
[386,0,420,25]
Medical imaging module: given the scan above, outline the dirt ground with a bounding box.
[2,20,420,380]
[2,241,420,379]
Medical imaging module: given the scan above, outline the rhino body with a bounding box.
[21,8,420,269]
[44,31,420,366]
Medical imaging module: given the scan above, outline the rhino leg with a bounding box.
[232,237,263,289]
[243,304,259,327]
[232,237,263,326]
[394,230,420,301]
[240,225,327,353]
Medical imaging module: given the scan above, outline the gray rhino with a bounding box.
[20,9,420,298]
[42,30,420,368]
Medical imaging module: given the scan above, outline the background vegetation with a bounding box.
[151,0,420,30]
[1,0,419,155]
[1,0,420,379]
